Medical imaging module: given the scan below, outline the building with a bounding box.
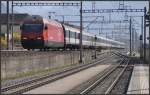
[0,13,30,49]
[1,13,29,35]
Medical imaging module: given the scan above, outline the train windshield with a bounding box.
[23,24,43,32]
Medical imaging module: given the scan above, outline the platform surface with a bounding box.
[127,64,149,94]
[24,64,111,94]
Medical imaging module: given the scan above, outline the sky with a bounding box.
[1,1,149,44]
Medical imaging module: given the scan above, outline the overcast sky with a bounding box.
[1,1,149,43]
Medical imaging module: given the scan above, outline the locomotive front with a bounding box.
[20,15,44,50]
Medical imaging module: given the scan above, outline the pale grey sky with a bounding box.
[1,1,149,43]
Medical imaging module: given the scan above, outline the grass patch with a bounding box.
[1,63,79,83]
[1,52,101,83]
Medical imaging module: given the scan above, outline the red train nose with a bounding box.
[22,32,43,40]
[28,34,36,39]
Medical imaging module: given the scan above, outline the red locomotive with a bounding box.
[21,15,64,50]
[20,15,125,50]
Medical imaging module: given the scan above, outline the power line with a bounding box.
[82,9,144,13]
[13,2,80,6]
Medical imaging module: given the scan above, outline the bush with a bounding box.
[1,37,7,48]
[13,32,21,42]
[0,32,21,49]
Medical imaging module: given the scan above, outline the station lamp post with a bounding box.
[143,7,147,62]
[0,1,1,50]
[129,17,132,56]
[127,15,144,59]
[79,1,83,63]
[94,35,97,59]
[149,0,150,64]
[145,10,149,64]
[7,1,9,50]
[11,0,14,50]
[140,16,144,59]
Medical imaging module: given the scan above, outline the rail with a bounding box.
[80,56,129,94]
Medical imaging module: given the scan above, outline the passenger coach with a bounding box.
[20,15,125,50]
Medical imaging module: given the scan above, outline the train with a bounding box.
[20,15,125,50]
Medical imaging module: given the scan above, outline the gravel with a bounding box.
[1,52,111,88]
[66,56,121,94]
[88,67,123,94]
[110,65,134,94]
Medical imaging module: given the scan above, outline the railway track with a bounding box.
[1,52,120,94]
[79,56,130,94]
[1,51,109,87]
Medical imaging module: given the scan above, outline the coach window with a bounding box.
[96,37,98,42]
[92,37,94,41]
[69,31,71,38]
[67,30,70,38]
[82,35,84,40]
[87,36,89,41]
[70,31,72,38]
[112,42,114,45]
[72,32,75,38]
[85,35,88,40]
[105,40,107,44]
[86,36,88,41]
[65,30,68,37]
[73,32,75,38]
[78,33,80,39]
[98,38,101,42]
[100,38,101,42]
[98,38,100,42]
[101,39,103,43]
[108,41,111,44]
[75,32,78,39]
[89,36,91,41]
[97,38,99,42]
[74,32,77,39]
[85,35,87,40]
[86,35,88,40]
[75,32,76,39]
[66,30,69,37]
[70,31,73,38]
[83,35,85,40]
[67,30,69,37]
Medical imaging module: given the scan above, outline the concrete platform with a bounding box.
[24,64,111,94]
[127,64,149,94]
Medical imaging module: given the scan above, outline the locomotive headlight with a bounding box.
[23,37,27,40]
[37,37,42,40]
